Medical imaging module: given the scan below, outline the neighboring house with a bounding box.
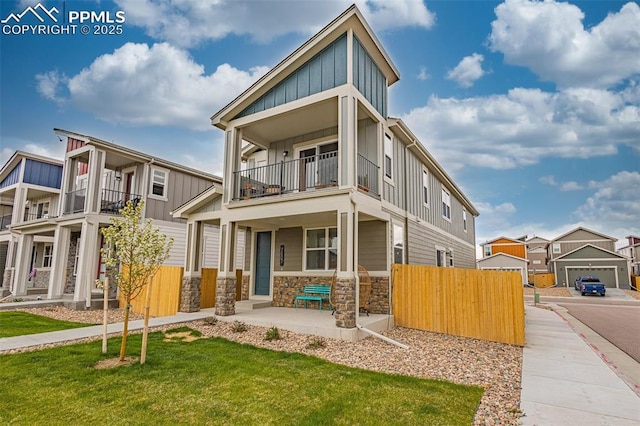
[548,227,630,288]
[480,236,527,260]
[173,5,479,329]
[525,236,549,275]
[477,253,528,286]
[0,151,63,296]
[617,235,640,276]
[8,130,223,308]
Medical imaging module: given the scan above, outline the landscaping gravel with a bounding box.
[7,307,523,425]
[523,287,573,297]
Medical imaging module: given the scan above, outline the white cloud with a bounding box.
[573,171,640,235]
[446,53,485,88]
[115,0,435,47]
[559,181,584,191]
[417,66,430,81]
[35,70,67,104]
[489,0,640,88]
[0,139,65,167]
[539,175,557,186]
[401,86,640,171]
[37,42,269,131]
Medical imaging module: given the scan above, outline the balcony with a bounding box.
[233,151,338,200]
[0,214,12,231]
[357,154,379,196]
[23,212,55,222]
[63,188,141,215]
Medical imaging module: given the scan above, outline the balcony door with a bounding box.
[121,167,136,203]
[298,141,338,191]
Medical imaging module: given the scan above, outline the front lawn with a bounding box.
[0,329,483,425]
[0,311,92,338]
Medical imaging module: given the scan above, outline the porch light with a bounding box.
[283,150,289,157]
[114,171,122,181]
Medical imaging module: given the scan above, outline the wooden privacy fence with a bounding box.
[200,268,218,308]
[528,273,555,288]
[119,265,183,317]
[392,264,525,346]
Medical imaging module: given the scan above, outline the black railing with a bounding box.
[100,189,141,214]
[64,188,86,214]
[0,214,12,231]
[357,154,379,195]
[23,212,54,222]
[233,151,338,200]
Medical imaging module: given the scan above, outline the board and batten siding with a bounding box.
[145,171,215,222]
[273,227,303,271]
[358,220,387,271]
[266,126,338,165]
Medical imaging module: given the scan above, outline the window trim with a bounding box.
[43,243,53,268]
[441,187,451,222]
[552,243,561,254]
[422,168,429,207]
[383,133,393,184]
[149,166,169,201]
[436,246,453,268]
[463,209,467,232]
[393,223,405,264]
[484,245,491,257]
[73,237,81,276]
[304,227,338,271]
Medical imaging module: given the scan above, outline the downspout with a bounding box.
[349,192,408,349]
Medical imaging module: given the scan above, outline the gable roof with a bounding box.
[480,236,526,246]
[54,128,222,183]
[0,150,63,184]
[477,252,529,264]
[171,183,223,218]
[552,243,629,262]
[550,226,617,244]
[210,5,400,129]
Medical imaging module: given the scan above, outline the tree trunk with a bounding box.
[102,277,109,354]
[119,297,130,361]
[140,277,153,364]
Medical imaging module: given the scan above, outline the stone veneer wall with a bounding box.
[29,270,50,288]
[2,268,14,289]
[180,276,201,312]
[241,275,250,300]
[272,276,333,309]
[64,232,81,294]
[215,277,236,316]
[366,276,390,314]
[334,278,355,328]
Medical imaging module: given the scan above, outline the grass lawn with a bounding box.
[0,328,483,425]
[0,311,92,338]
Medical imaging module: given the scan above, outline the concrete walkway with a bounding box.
[520,303,640,425]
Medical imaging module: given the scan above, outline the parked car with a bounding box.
[575,276,606,296]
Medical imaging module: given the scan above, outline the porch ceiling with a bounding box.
[241,99,338,146]
[237,210,382,230]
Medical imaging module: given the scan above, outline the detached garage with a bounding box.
[552,244,630,289]
[477,253,528,286]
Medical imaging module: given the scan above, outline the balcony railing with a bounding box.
[64,188,86,214]
[63,188,141,215]
[357,154,379,196]
[23,212,55,222]
[0,214,12,231]
[233,151,338,200]
[100,189,141,214]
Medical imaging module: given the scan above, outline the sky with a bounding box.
[1,0,639,255]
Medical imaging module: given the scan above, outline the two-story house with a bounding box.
[9,130,223,308]
[617,235,640,278]
[547,226,630,288]
[525,236,549,275]
[173,5,479,330]
[0,151,63,297]
[477,236,528,285]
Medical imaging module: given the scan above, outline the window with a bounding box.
[43,243,53,268]
[384,133,392,180]
[36,201,50,219]
[150,167,168,199]
[552,243,561,254]
[463,209,467,232]
[436,248,453,267]
[422,170,429,206]
[441,188,451,220]
[533,260,541,265]
[305,227,338,270]
[484,245,491,257]
[73,238,81,276]
[393,223,404,264]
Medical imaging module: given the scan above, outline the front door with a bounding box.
[254,231,271,296]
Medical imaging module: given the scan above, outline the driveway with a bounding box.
[560,303,640,363]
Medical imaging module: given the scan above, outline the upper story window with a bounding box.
[36,200,50,219]
[463,209,467,232]
[150,167,169,200]
[441,188,451,221]
[484,245,491,257]
[552,243,561,254]
[422,169,429,206]
[384,133,393,181]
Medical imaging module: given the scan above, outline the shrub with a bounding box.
[231,321,248,333]
[264,326,280,341]
[202,316,218,326]
[307,338,326,349]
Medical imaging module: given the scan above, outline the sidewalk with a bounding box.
[520,303,640,425]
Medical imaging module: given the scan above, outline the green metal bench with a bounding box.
[294,285,331,310]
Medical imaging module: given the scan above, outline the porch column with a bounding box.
[73,220,99,307]
[48,226,70,299]
[215,220,237,316]
[335,207,356,328]
[339,95,357,188]
[180,220,203,312]
[1,237,16,293]
[11,186,27,225]
[12,233,34,296]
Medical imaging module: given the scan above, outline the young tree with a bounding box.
[100,200,173,361]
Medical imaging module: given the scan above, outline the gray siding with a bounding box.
[273,227,303,271]
[381,132,405,208]
[353,36,387,118]
[145,170,214,222]
[236,34,347,119]
[357,118,378,163]
[407,219,476,269]
[266,126,338,164]
[358,220,387,271]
